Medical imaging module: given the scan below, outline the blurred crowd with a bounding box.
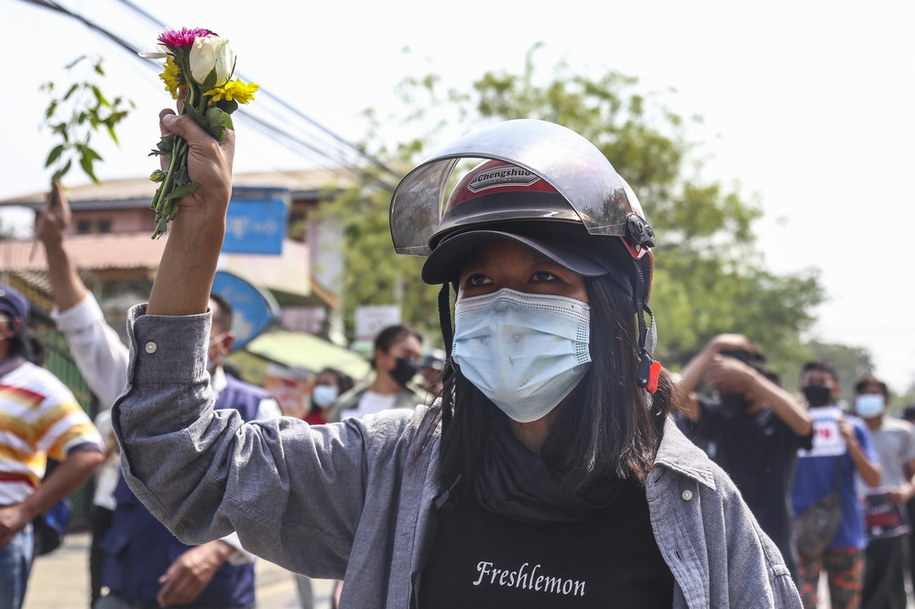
[2,185,913,609]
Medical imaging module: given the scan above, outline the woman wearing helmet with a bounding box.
[114,111,802,608]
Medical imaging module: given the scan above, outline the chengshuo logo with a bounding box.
[468,165,541,192]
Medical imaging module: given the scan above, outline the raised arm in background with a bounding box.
[37,183,129,407]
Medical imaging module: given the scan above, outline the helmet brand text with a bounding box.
[468,165,540,192]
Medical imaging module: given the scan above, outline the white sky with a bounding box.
[3,0,914,392]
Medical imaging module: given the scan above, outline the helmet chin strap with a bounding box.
[633,255,661,394]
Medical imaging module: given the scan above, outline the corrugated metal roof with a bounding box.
[1,234,314,299]
[0,168,347,207]
[1,233,167,273]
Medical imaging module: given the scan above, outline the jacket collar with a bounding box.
[653,416,718,490]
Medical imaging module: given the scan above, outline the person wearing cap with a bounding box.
[0,283,105,609]
[111,110,802,607]
[852,374,915,609]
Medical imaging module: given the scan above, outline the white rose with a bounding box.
[188,37,234,87]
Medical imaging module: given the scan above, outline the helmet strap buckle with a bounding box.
[626,213,656,250]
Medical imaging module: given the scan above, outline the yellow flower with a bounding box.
[205,79,259,105]
[159,57,183,100]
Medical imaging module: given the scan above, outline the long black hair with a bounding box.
[421,272,675,492]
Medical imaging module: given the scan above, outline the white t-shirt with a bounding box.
[352,391,397,419]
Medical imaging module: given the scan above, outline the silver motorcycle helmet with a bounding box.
[389,119,660,392]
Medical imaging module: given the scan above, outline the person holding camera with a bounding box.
[676,333,813,578]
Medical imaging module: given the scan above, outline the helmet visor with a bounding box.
[390,119,645,255]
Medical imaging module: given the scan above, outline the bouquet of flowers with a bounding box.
[141,28,258,239]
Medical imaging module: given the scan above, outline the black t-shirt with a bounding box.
[677,397,812,562]
[418,477,673,608]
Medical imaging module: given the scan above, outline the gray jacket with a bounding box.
[114,306,802,608]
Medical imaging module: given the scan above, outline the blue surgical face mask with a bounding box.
[855,393,885,418]
[452,288,591,423]
[311,384,339,408]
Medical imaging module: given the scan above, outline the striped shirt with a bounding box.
[0,359,103,504]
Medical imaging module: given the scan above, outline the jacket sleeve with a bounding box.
[112,305,407,577]
[716,472,803,608]
[649,421,803,609]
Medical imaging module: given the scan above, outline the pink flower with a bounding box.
[157,27,217,48]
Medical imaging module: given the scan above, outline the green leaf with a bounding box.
[205,107,234,140]
[82,146,102,162]
[183,102,205,126]
[156,135,175,154]
[45,145,66,168]
[51,160,72,183]
[107,125,119,145]
[162,182,199,202]
[91,85,110,107]
[93,60,105,76]
[203,69,218,92]
[62,83,80,101]
[65,55,87,70]
[44,100,58,120]
[174,164,190,185]
[215,99,238,115]
[79,152,100,183]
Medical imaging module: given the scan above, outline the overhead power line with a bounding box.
[111,0,400,182]
[17,0,400,192]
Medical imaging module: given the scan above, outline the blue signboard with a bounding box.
[222,186,290,255]
[212,270,280,349]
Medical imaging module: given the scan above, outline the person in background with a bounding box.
[304,367,354,425]
[901,403,915,601]
[110,112,802,607]
[0,283,105,609]
[36,188,280,609]
[792,361,882,609]
[853,374,915,609]
[676,333,813,578]
[88,408,119,608]
[328,324,425,421]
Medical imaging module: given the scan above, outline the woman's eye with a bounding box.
[531,270,559,282]
[465,273,492,287]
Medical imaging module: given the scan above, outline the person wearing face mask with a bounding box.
[36,187,282,609]
[675,334,813,578]
[111,114,804,608]
[0,283,105,609]
[303,368,355,425]
[791,362,882,609]
[328,324,425,422]
[852,374,915,609]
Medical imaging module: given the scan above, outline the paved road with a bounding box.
[23,532,333,609]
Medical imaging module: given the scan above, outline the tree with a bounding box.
[323,46,825,362]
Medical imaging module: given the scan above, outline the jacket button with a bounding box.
[681,490,693,501]
[145,341,158,354]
